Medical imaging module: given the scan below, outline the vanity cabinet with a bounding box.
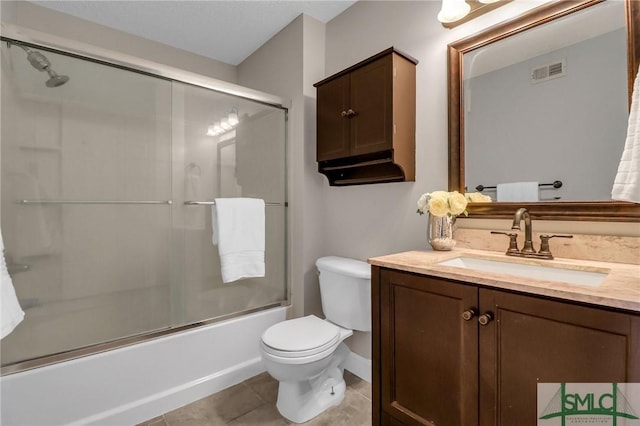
[314,47,417,186]
[372,267,640,426]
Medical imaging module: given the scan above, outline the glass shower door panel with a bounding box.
[174,82,286,325]
[0,43,172,365]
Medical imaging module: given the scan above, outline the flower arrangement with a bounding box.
[416,191,492,217]
[465,192,493,203]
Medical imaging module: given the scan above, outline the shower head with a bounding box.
[45,69,69,88]
[18,45,69,88]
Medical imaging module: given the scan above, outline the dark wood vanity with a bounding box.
[314,47,417,186]
[369,250,640,426]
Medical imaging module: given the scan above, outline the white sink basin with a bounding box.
[436,256,608,287]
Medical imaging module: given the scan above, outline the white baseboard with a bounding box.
[85,358,266,425]
[344,351,371,383]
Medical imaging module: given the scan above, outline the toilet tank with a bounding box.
[316,256,371,332]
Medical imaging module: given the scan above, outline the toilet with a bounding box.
[260,256,371,423]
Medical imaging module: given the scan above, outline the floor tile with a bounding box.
[227,404,289,426]
[245,372,279,405]
[145,370,372,426]
[164,383,264,425]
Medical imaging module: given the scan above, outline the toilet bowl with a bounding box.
[260,256,371,423]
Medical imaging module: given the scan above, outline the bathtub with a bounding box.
[0,306,286,425]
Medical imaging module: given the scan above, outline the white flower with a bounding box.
[417,193,429,214]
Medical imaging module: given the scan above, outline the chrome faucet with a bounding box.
[491,208,573,259]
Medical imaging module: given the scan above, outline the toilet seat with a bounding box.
[261,315,341,358]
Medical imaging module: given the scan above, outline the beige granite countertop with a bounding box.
[369,248,640,312]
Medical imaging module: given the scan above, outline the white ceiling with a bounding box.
[28,0,357,66]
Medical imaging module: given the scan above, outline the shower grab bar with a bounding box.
[19,199,173,205]
[184,201,285,206]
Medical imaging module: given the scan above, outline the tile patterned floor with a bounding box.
[137,371,372,426]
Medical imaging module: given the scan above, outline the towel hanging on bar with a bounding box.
[211,198,266,284]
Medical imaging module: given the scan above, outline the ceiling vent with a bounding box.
[531,59,566,84]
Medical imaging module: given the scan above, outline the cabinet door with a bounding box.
[316,73,351,161]
[479,289,640,426]
[380,269,478,426]
[350,54,393,157]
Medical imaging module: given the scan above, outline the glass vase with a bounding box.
[427,213,456,251]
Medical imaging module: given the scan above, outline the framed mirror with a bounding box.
[448,0,640,221]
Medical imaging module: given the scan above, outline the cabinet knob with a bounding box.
[346,108,356,118]
[478,313,493,326]
[341,110,348,117]
[462,309,476,321]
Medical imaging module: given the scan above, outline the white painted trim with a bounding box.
[83,358,266,425]
[344,351,371,383]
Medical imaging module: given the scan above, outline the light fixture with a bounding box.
[437,0,471,24]
[220,118,232,130]
[439,0,512,29]
[206,108,240,136]
[227,108,239,126]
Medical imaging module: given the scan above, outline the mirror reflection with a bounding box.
[463,0,627,202]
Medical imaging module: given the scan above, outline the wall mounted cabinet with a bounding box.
[314,48,417,186]
[372,267,640,426]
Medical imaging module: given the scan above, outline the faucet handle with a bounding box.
[538,234,573,257]
[491,231,520,255]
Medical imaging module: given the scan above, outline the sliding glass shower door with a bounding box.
[0,40,287,370]
[173,82,287,326]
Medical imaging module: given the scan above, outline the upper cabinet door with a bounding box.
[316,73,351,161]
[350,55,393,157]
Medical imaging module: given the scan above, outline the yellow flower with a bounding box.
[449,191,468,216]
[428,196,449,217]
[465,192,492,203]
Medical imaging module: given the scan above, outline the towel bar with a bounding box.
[475,180,562,192]
[19,200,173,205]
[184,201,286,206]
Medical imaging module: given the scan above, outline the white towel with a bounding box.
[1,228,24,339]
[211,198,265,284]
[612,66,640,203]
[497,181,539,202]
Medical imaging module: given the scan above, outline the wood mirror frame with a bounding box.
[448,0,640,222]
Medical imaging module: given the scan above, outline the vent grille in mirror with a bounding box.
[531,59,566,84]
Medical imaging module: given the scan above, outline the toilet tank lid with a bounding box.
[316,256,371,279]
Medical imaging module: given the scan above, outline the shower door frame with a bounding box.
[0,24,291,376]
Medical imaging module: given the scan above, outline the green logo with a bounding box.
[539,383,639,426]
